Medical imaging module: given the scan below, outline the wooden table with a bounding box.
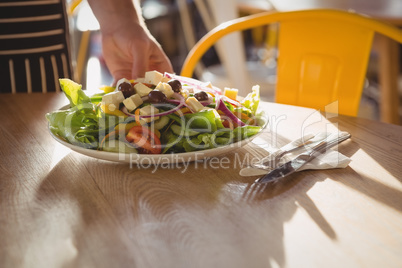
[238,0,402,125]
[1,93,402,268]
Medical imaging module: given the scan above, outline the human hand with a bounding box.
[101,23,173,85]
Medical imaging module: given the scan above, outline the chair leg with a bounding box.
[76,30,91,85]
[378,35,401,125]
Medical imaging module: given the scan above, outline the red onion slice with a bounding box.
[216,97,246,126]
[164,73,244,108]
[164,73,222,96]
[220,95,243,107]
[121,102,185,119]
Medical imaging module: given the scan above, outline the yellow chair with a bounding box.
[180,9,402,119]
[68,0,91,85]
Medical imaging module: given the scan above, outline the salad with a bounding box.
[46,71,266,155]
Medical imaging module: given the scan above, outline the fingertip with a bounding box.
[131,55,147,79]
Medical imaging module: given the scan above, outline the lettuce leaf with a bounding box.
[46,79,102,149]
[47,103,100,148]
[59,78,90,107]
[241,85,260,115]
[184,109,222,132]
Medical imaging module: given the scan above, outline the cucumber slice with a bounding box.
[102,140,138,154]
[151,115,170,130]
[170,124,199,136]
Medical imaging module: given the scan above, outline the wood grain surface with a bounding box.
[0,93,401,268]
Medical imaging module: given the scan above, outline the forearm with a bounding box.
[87,0,146,34]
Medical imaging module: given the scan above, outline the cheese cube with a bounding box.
[101,91,125,109]
[223,87,238,100]
[203,81,214,89]
[123,94,143,112]
[201,107,221,118]
[139,105,159,123]
[144,70,164,85]
[186,97,204,113]
[134,82,152,97]
[155,82,174,98]
[161,76,171,83]
[185,86,194,93]
[134,77,145,83]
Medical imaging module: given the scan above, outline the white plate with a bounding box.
[49,105,266,164]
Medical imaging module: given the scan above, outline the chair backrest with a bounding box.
[180,9,402,116]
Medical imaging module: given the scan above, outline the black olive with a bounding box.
[118,82,135,98]
[194,91,209,101]
[167,79,182,93]
[148,90,167,103]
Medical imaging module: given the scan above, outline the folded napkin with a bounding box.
[239,132,351,177]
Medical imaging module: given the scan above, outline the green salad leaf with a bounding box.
[47,104,100,148]
[59,78,90,107]
[241,85,260,115]
[233,125,262,141]
[184,109,223,132]
[46,79,102,148]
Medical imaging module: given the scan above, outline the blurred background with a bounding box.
[68,0,402,122]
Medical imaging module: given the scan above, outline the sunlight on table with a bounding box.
[349,149,402,189]
[49,142,72,170]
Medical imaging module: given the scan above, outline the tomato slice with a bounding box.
[126,126,161,154]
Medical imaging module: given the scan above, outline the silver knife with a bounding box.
[250,133,316,170]
[255,131,351,183]
[251,132,330,171]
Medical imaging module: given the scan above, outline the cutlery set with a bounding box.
[253,132,351,184]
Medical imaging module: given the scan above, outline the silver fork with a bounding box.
[255,131,352,183]
[251,132,330,170]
